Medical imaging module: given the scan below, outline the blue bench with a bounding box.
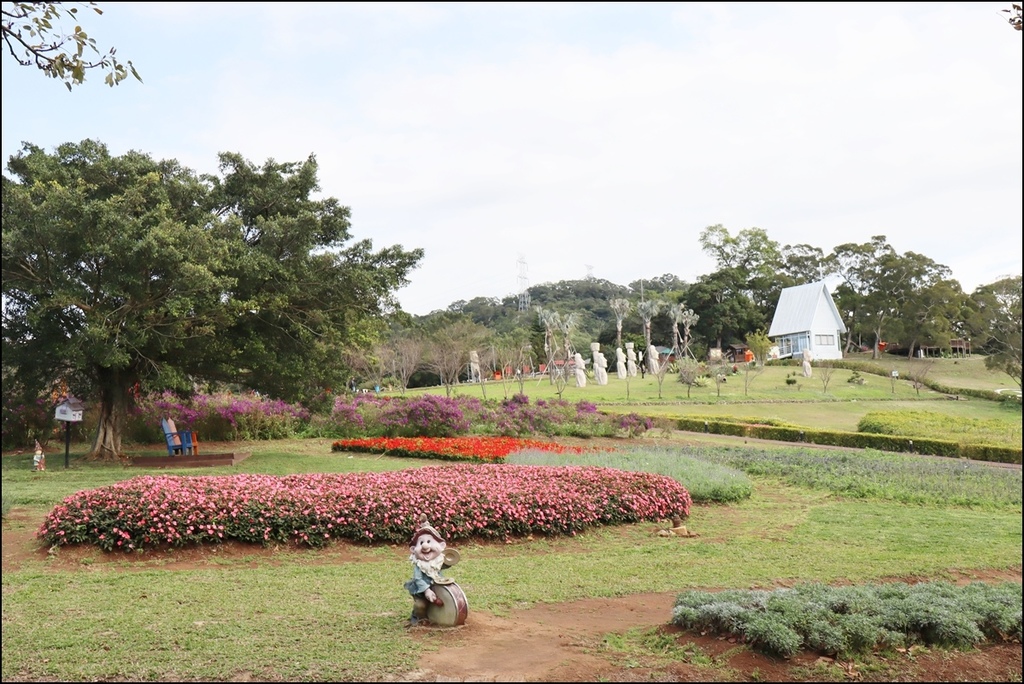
[161,417,196,456]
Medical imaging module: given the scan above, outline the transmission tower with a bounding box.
[517,255,531,312]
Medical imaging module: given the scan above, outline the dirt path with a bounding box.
[404,584,1023,682]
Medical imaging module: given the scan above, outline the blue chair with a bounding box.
[161,417,194,456]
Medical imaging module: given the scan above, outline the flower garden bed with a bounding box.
[37,464,691,551]
[330,435,608,463]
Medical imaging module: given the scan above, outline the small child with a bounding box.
[32,441,46,471]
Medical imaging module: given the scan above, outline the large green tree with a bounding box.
[970,275,1022,387]
[2,140,422,458]
[699,224,784,319]
[2,1,140,89]
[828,236,953,359]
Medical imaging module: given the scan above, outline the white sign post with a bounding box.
[54,398,84,469]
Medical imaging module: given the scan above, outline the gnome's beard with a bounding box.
[410,553,446,582]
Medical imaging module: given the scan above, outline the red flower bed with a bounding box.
[37,465,691,550]
[331,436,604,462]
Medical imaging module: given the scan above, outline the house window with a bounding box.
[814,334,835,346]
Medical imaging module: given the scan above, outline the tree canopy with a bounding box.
[1,140,422,458]
[2,2,140,89]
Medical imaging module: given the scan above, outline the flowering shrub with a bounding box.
[38,465,692,550]
[488,395,617,438]
[127,391,309,442]
[2,396,57,450]
[378,395,471,437]
[331,436,606,463]
[317,393,623,440]
[617,413,655,438]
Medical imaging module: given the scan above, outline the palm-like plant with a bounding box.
[609,298,631,349]
[636,300,661,352]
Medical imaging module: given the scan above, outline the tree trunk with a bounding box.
[872,328,883,360]
[88,371,132,461]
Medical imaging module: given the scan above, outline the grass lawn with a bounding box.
[2,439,1021,682]
[399,358,1021,444]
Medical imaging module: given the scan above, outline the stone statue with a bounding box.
[615,347,627,379]
[404,517,467,627]
[625,342,638,377]
[469,350,481,383]
[647,344,661,375]
[802,349,813,378]
[573,352,587,387]
[592,343,608,386]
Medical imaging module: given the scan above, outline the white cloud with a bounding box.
[2,3,1019,315]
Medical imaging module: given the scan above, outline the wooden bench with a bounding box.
[161,417,197,456]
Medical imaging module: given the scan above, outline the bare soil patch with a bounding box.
[5,506,1020,682]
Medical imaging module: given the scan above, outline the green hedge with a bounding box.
[677,417,1022,464]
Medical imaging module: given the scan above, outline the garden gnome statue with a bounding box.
[469,350,481,383]
[591,343,609,385]
[625,342,638,377]
[404,517,467,627]
[32,440,46,471]
[647,344,661,375]
[615,347,627,379]
[802,349,813,378]
[573,352,587,387]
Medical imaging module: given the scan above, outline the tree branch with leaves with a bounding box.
[2,2,141,89]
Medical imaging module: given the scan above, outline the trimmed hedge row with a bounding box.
[676,417,1022,464]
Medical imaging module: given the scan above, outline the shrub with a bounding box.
[672,581,1022,658]
[378,395,470,437]
[617,413,654,438]
[127,391,309,442]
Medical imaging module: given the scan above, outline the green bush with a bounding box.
[672,581,1022,658]
[676,417,1022,464]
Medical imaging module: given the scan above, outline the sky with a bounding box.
[3,2,1021,316]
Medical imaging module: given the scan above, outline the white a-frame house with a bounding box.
[767,281,847,360]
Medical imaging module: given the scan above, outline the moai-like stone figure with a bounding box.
[647,344,661,375]
[625,342,638,377]
[592,343,608,386]
[574,352,588,387]
[469,350,481,382]
[802,348,813,378]
[615,347,627,379]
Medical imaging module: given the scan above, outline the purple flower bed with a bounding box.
[37,465,692,550]
[128,391,309,441]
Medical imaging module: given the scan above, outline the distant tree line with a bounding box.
[3,141,1020,462]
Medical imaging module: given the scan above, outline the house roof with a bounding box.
[767,281,847,337]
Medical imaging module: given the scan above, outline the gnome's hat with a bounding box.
[34,440,43,453]
[410,516,445,545]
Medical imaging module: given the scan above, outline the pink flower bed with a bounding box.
[37,465,692,551]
